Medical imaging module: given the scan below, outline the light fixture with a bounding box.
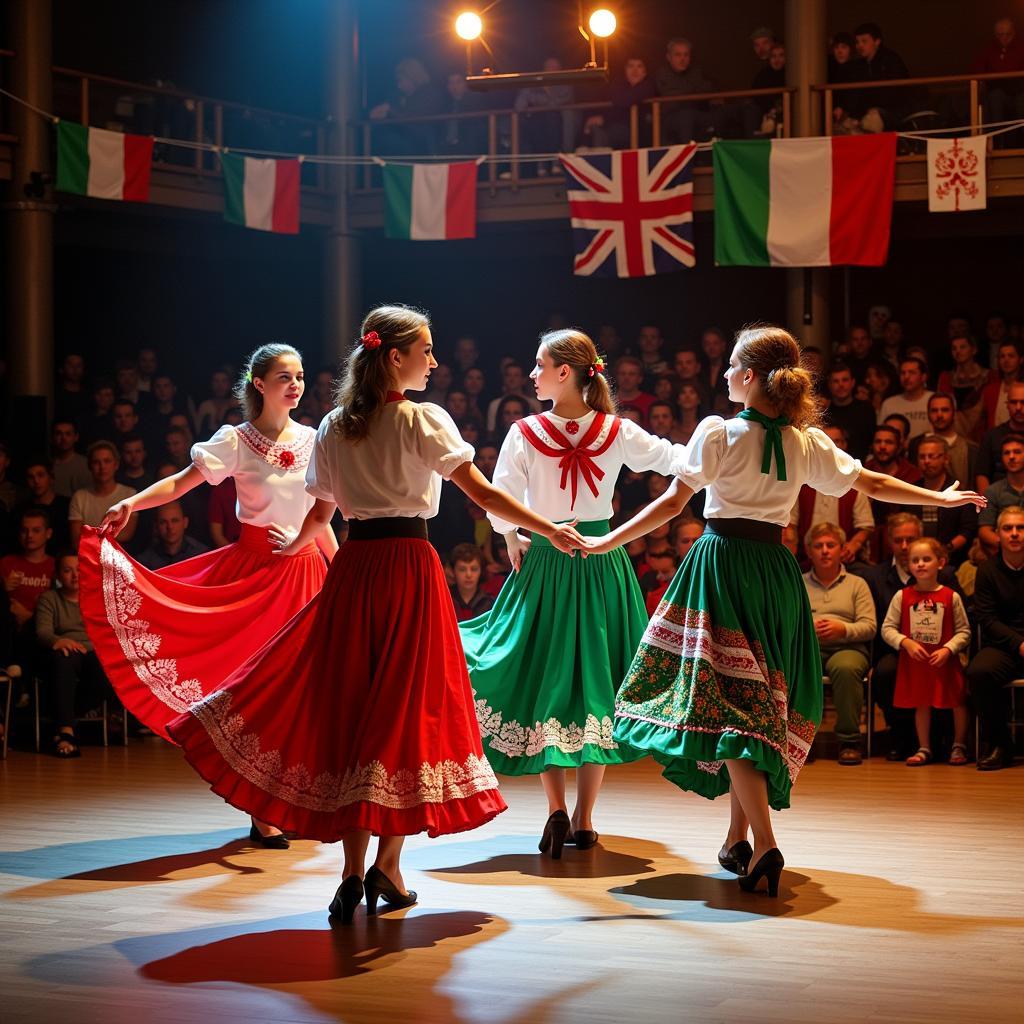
[455,11,483,41]
[588,9,616,38]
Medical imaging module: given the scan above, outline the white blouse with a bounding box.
[488,410,675,535]
[306,400,474,519]
[191,421,316,531]
[671,415,863,527]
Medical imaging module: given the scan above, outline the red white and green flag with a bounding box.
[713,134,896,266]
[383,161,477,240]
[221,153,300,234]
[56,122,153,202]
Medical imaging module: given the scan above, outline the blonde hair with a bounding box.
[997,504,1024,527]
[732,325,823,430]
[909,536,947,562]
[805,521,847,548]
[886,512,923,536]
[540,328,616,415]
[333,305,429,442]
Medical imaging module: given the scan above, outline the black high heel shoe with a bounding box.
[717,840,753,876]
[737,848,784,897]
[249,822,290,850]
[570,828,599,850]
[328,875,364,924]
[538,810,571,860]
[364,865,417,916]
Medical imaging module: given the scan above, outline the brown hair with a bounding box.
[732,325,823,430]
[540,328,616,415]
[333,305,429,441]
[909,536,947,562]
[449,542,485,572]
[806,520,847,548]
[886,512,923,536]
[235,343,303,421]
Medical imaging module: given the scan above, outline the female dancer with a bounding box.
[79,343,336,848]
[585,326,984,896]
[164,305,585,922]
[461,329,676,858]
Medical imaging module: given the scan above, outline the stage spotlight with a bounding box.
[588,8,616,38]
[455,11,483,41]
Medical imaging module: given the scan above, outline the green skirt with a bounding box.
[613,530,821,810]
[461,520,649,775]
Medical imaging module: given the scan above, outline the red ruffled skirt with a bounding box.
[78,523,328,742]
[166,536,507,842]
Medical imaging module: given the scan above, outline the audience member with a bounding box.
[448,543,494,622]
[513,57,576,173]
[68,441,137,549]
[859,360,898,413]
[982,312,1011,370]
[369,57,444,156]
[192,369,235,437]
[937,336,994,437]
[802,522,876,765]
[828,32,857,83]
[979,341,1022,431]
[136,346,159,392]
[674,383,704,443]
[583,56,656,149]
[906,436,977,565]
[137,501,209,570]
[207,477,241,547]
[907,393,977,488]
[967,506,1024,770]
[54,353,91,428]
[699,327,732,414]
[15,460,71,554]
[438,72,489,155]
[422,362,453,406]
[1,509,56,679]
[878,357,933,439]
[977,381,1024,490]
[50,420,91,499]
[978,433,1024,548]
[656,37,714,144]
[613,356,656,424]
[843,324,878,383]
[485,363,540,432]
[83,378,116,446]
[743,40,787,137]
[823,362,876,459]
[636,325,669,381]
[971,18,1024,145]
[0,443,24,513]
[835,22,910,133]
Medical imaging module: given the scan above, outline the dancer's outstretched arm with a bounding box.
[100,465,206,537]
[851,468,986,510]
[584,477,696,556]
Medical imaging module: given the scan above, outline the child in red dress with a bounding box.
[881,537,971,766]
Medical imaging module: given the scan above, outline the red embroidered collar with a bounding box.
[385,391,406,404]
[516,412,621,509]
[237,422,314,472]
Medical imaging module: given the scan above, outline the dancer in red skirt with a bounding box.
[166,305,585,922]
[79,343,337,848]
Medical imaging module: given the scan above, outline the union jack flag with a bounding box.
[560,145,697,278]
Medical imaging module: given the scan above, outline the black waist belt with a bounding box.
[705,518,783,545]
[349,517,429,541]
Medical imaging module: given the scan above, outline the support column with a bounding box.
[323,0,362,365]
[783,0,830,355]
[4,0,55,437]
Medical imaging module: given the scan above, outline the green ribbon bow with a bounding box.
[738,408,790,481]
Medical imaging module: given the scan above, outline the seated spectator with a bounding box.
[982,311,1011,371]
[193,369,235,438]
[907,393,978,488]
[83,378,116,446]
[163,425,193,471]
[655,37,714,144]
[54,352,91,429]
[485,362,541,433]
[865,423,922,556]
[69,441,137,549]
[117,435,154,491]
[743,40,787,137]
[482,533,512,598]
[878,357,933,439]
[858,359,898,414]
[461,367,488,421]
[803,522,877,765]
[956,533,997,598]
[852,513,962,760]
[672,347,703,388]
[651,374,678,404]
[636,325,669,382]
[843,324,879,384]
[647,401,677,441]
[596,324,624,363]
[136,346,158,392]
[448,543,494,622]
[977,381,1024,490]
[368,57,444,156]
[882,413,912,456]
[882,537,971,767]
[978,433,1024,548]
[151,373,185,430]
[208,477,241,548]
[614,356,656,424]
[114,359,154,415]
[582,56,656,149]
[50,419,91,499]
[422,363,453,407]
[513,57,576,175]
[1,509,56,678]
[869,303,893,343]
[437,71,489,156]
[452,335,480,375]
[619,407,644,426]
[937,336,994,438]
[445,388,471,422]
[835,22,909,133]
[0,443,25,514]
[979,341,1023,432]
[639,536,677,612]
[35,552,115,758]
[971,18,1024,147]
[828,31,857,83]
[700,327,732,413]
[905,436,977,565]
[137,501,210,570]
[823,362,876,460]
[493,396,530,443]
[790,425,874,566]
[110,398,143,447]
[967,506,1024,770]
[15,460,70,554]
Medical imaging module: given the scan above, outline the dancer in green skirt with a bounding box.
[461,328,676,858]
[584,326,986,896]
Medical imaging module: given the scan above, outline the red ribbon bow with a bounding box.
[362,330,382,349]
[516,413,621,510]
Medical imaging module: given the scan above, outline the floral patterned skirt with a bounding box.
[460,520,648,775]
[613,529,822,810]
[166,535,506,841]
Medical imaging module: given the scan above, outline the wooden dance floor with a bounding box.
[2,739,1021,1024]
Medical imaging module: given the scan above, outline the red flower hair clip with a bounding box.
[362,330,382,349]
[277,449,296,469]
[588,357,606,378]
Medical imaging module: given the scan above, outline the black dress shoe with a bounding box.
[718,840,753,875]
[977,746,1013,772]
[328,875,364,924]
[248,823,290,849]
[738,848,785,897]
[363,865,417,916]
[538,810,571,860]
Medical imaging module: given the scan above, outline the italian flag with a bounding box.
[56,122,153,202]
[383,161,477,240]
[222,153,300,234]
[713,134,896,266]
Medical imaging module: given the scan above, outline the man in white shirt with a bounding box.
[878,357,933,439]
[485,363,541,433]
[69,441,137,550]
[803,522,877,765]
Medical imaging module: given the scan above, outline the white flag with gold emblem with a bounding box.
[927,136,987,212]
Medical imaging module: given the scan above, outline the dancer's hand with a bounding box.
[268,524,300,556]
[506,531,532,573]
[100,500,134,538]
[941,481,987,512]
[580,535,616,556]
[548,520,585,557]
